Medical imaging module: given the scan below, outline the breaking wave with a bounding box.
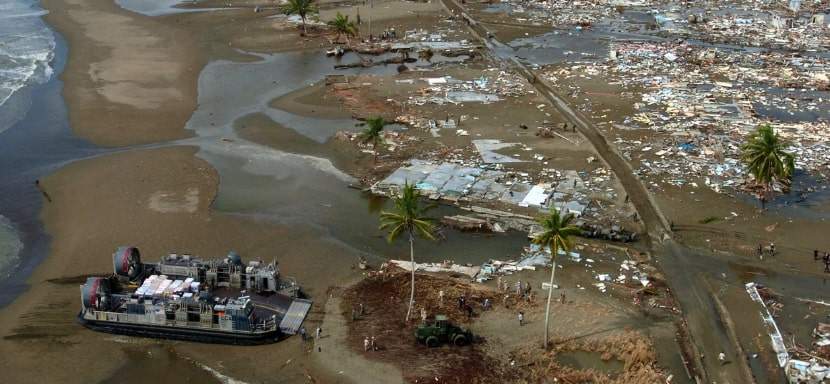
[0,0,55,108]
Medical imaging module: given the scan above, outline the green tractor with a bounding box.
[415,315,473,347]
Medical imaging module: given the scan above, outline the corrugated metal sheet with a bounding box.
[279,299,312,335]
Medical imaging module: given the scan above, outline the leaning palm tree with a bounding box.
[380,182,436,321]
[741,124,795,209]
[532,207,580,349]
[327,12,358,45]
[358,116,385,162]
[283,0,317,36]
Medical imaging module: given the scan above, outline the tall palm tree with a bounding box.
[531,207,580,349]
[741,124,795,209]
[283,0,317,36]
[358,116,385,162]
[380,182,436,321]
[328,12,358,45]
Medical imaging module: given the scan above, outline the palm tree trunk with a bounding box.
[406,231,415,322]
[760,184,769,210]
[543,246,557,349]
[301,16,307,35]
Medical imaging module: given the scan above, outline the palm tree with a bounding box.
[328,12,358,45]
[741,124,795,209]
[380,182,436,321]
[531,207,580,349]
[358,116,385,162]
[283,0,317,36]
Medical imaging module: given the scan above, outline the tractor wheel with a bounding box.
[425,336,439,348]
[453,334,468,346]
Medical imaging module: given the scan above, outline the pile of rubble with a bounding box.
[475,0,829,51]
[371,158,626,224]
[335,129,420,154]
[476,0,616,28]
[404,70,531,106]
[543,40,830,194]
[675,3,830,51]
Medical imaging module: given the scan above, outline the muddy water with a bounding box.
[557,350,625,374]
[180,49,531,267]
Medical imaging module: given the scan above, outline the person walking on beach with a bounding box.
[364,336,370,351]
[371,336,377,351]
[483,298,491,311]
[438,290,444,307]
[316,326,322,340]
[35,179,52,203]
[518,311,524,326]
[824,254,830,273]
[769,242,776,257]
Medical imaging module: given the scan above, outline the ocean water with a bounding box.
[0,0,55,133]
[0,215,23,279]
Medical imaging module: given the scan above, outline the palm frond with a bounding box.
[378,182,435,242]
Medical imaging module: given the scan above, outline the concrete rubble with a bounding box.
[405,70,530,106]
[371,159,624,225]
[388,259,481,278]
[477,0,830,50]
[543,39,830,195]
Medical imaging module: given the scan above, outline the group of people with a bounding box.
[496,277,534,302]
[757,242,776,259]
[363,336,379,352]
[298,326,324,352]
[457,295,475,319]
[814,250,830,272]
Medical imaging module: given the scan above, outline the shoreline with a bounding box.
[41,0,205,147]
[0,27,104,308]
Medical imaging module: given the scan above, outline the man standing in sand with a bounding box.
[364,336,370,351]
[518,311,524,326]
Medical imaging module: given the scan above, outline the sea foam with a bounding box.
[0,0,55,108]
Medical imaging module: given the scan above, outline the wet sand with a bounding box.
[0,146,364,383]
[42,0,203,146]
